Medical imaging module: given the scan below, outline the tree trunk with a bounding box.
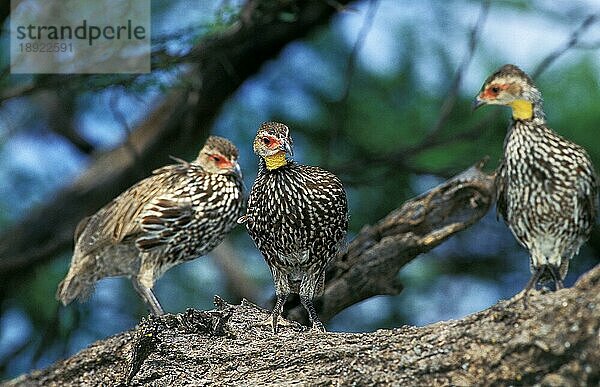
[6,264,599,386]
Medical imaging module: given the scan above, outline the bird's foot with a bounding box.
[255,313,294,334]
[299,295,326,333]
[132,278,165,316]
[518,288,532,310]
[505,287,532,310]
[548,265,564,291]
[512,267,545,310]
[310,320,326,333]
[554,279,565,291]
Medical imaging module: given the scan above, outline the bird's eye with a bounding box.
[491,86,500,94]
[211,154,222,162]
[262,137,271,145]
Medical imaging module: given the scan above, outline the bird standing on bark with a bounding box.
[473,64,598,293]
[57,136,244,315]
[239,122,348,333]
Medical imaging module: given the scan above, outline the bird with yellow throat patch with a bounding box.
[473,64,598,294]
[239,122,348,333]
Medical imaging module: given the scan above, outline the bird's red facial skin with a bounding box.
[260,135,280,149]
[210,154,233,169]
[481,83,509,100]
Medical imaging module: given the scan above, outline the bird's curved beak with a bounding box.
[232,162,243,179]
[280,140,293,156]
[472,95,486,111]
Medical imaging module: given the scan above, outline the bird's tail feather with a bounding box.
[56,266,94,306]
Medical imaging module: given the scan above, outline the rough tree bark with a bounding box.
[4,160,599,386]
[6,266,599,386]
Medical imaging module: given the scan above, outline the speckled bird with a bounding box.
[474,64,598,292]
[239,122,348,333]
[57,136,244,315]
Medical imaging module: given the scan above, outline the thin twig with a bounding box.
[334,0,490,174]
[109,90,144,178]
[420,0,490,147]
[327,0,379,164]
[336,8,600,177]
[532,13,599,79]
[339,0,379,104]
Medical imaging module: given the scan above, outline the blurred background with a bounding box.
[1,0,599,380]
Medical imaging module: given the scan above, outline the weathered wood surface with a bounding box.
[6,264,599,386]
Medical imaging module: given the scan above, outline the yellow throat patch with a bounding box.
[264,151,287,170]
[509,99,533,120]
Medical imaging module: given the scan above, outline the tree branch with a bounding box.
[8,264,599,386]
[416,0,490,150]
[327,0,379,165]
[531,13,599,79]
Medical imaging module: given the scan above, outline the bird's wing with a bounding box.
[495,158,508,222]
[74,215,91,244]
[135,196,194,252]
[136,172,240,259]
[304,167,349,254]
[75,163,192,257]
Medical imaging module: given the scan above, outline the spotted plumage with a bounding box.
[240,122,348,332]
[474,64,598,292]
[57,136,244,315]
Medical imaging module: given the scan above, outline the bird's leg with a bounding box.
[520,266,545,309]
[300,295,325,332]
[548,265,564,290]
[132,278,165,316]
[257,267,294,333]
[270,293,289,334]
[256,292,290,333]
[523,266,544,294]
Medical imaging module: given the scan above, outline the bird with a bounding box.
[56,135,244,315]
[473,64,598,294]
[239,122,348,333]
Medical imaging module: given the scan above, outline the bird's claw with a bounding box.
[310,320,326,333]
[255,314,294,334]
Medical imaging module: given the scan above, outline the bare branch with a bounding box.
[327,0,379,165]
[334,1,490,175]
[532,13,599,79]
[339,0,379,103]
[418,0,490,149]
[335,10,600,178]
